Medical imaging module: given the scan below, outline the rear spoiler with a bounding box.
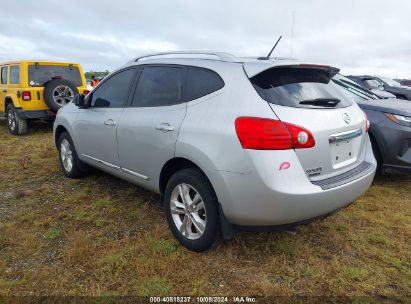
[243,62,340,78]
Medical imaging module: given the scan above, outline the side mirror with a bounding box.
[74,94,89,108]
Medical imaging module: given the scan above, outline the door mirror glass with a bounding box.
[74,93,88,108]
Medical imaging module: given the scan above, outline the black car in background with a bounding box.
[348,75,411,100]
[347,75,396,99]
[334,75,411,174]
[398,79,411,87]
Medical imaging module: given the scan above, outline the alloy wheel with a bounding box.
[60,139,73,172]
[7,109,16,131]
[170,183,207,240]
[53,85,74,106]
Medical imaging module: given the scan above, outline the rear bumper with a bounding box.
[15,109,56,120]
[209,138,376,226]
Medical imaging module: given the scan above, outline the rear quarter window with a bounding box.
[28,65,82,87]
[250,67,353,109]
[187,67,224,101]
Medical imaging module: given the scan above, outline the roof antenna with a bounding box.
[258,36,282,60]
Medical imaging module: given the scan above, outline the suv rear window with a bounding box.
[250,67,353,109]
[28,65,82,87]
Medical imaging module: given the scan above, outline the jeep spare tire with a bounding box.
[43,79,78,112]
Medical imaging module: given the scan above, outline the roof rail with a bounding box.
[133,51,240,62]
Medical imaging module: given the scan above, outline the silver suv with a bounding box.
[53,52,376,251]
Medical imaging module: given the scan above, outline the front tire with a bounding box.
[6,104,27,135]
[58,132,86,178]
[164,168,219,252]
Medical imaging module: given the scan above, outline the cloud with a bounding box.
[0,0,410,78]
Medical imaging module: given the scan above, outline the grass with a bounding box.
[0,120,410,297]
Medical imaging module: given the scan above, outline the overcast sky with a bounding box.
[1,0,410,78]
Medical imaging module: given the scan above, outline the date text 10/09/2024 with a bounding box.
[150,296,257,303]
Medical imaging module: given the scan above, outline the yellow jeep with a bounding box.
[0,60,88,135]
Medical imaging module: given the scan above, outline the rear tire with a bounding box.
[58,131,87,178]
[164,168,219,252]
[6,104,27,135]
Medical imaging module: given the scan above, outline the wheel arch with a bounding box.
[4,96,19,112]
[159,157,208,196]
[54,125,69,148]
[368,126,385,158]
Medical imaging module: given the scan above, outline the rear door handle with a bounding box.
[2,90,6,93]
[104,119,116,127]
[155,123,174,132]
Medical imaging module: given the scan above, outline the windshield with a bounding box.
[333,75,380,101]
[364,79,383,89]
[379,77,401,87]
[250,66,353,109]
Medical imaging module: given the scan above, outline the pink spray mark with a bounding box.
[279,162,291,171]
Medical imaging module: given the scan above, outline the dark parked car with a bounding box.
[347,75,396,99]
[399,79,411,87]
[334,75,411,174]
[348,75,411,100]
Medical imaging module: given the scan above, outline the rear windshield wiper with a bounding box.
[299,98,341,107]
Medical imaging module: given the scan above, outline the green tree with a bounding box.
[84,70,110,80]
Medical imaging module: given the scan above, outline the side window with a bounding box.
[1,66,7,85]
[131,66,184,107]
[90,69,135,108]
[187,67,224,101]
[10,66,20,84]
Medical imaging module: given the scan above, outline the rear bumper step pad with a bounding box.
[311,161,375,190]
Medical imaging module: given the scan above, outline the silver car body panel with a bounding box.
[117,102,187,192]
[54,54,376,227]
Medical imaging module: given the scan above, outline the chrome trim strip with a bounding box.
[81,154,150,181]
[329,128,362,144]
[81,153,120,170]
[121,167,150,181]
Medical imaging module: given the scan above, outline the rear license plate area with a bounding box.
[329,128,362,167]
[331,139,354,166]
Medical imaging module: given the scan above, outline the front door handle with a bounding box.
[104,119,116,127]
[155,123,174,132]
[2,90,6,93]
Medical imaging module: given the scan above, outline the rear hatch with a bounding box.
[27,63,84,89]
[247,64,368,180]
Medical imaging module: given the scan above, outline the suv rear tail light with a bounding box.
[22,91,31,101]
[235,117,315,150]
[83,89,90,95]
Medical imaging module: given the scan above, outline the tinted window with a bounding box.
[1,66,7,84]
[90,69,135,108]
[187,67,224,100]
[28,65,82,87]
[250,67,353,109]
[10,66,20,84]
[131,66,184,107]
